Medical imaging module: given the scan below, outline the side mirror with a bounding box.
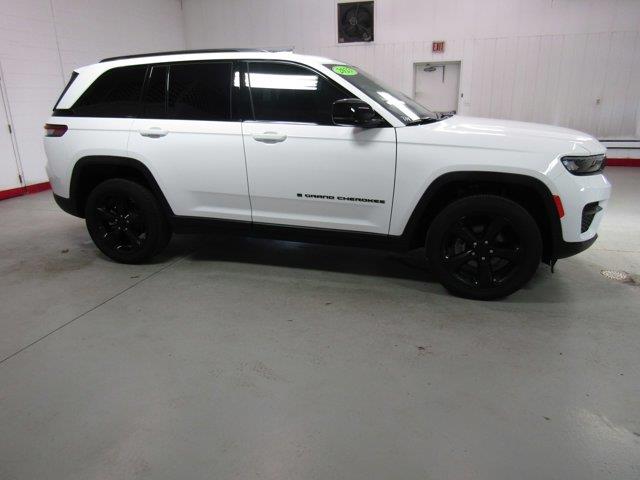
[332,98,385,127]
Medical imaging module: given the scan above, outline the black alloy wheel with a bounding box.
[426,195,542,299]
[85,179,171,263]
[95,194,146,253]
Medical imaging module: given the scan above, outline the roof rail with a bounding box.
[99,48,269,63]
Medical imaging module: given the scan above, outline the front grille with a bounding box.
[581,202,602,233]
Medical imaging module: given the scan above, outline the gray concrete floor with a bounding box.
[0,168,639,480]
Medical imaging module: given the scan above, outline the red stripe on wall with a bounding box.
[0,181,50,202]
[607,158,640,167]
[25,181,52,194]
[0,185,26,201]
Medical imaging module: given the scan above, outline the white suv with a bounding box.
[44,49,611,299]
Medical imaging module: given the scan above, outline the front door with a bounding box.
[241,61,396,234]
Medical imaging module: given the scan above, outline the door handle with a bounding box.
[252,132,287,143]
[139,127,168,138]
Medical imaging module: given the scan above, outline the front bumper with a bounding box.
[550,170,611,243]
[544,164,610,262]
[555,234,598,259]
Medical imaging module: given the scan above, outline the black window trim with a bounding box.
[139,63,169,120]
[233,60,253,121]
[53,71,79,110]
[52,58,390,125]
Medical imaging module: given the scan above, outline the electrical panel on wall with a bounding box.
[338,1,374,43]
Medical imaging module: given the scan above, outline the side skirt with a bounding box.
[169,215,409,252]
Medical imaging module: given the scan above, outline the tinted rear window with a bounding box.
[166,62,232,121]
[71,65,147,117]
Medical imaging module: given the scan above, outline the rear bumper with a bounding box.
[53,193,81,217]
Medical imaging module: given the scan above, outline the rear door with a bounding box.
[128,61,251,221]
[241,61,396,234]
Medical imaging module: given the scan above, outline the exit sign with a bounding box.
[432,41,445,53]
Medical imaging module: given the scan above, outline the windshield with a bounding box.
[324,63,438,124]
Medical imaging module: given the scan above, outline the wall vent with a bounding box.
[338,1,374,43]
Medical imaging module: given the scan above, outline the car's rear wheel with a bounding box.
[426,195,542,300]
[85,179,171,263]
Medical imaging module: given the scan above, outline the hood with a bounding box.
[404,115,605,156]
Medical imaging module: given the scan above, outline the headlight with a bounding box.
[561,154,606,175]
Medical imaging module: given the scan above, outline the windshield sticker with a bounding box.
[332,65,358,76]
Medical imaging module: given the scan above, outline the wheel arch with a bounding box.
[68,155,173,218]
[400,171,563,263]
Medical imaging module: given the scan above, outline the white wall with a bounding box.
[0,0,185,186]
[184,0,640,139]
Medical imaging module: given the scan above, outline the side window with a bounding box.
[166,62,232,120]
[247,62,350,125]
[71,65,146,117]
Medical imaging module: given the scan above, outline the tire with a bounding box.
[425,194,542,300]
[85,178,171,264]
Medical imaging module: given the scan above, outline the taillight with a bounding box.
[44,123,67,137]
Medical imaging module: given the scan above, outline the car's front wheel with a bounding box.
[426,195,542,300]
[85,179,171,264]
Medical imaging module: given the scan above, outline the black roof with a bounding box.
[100,48,269,63]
